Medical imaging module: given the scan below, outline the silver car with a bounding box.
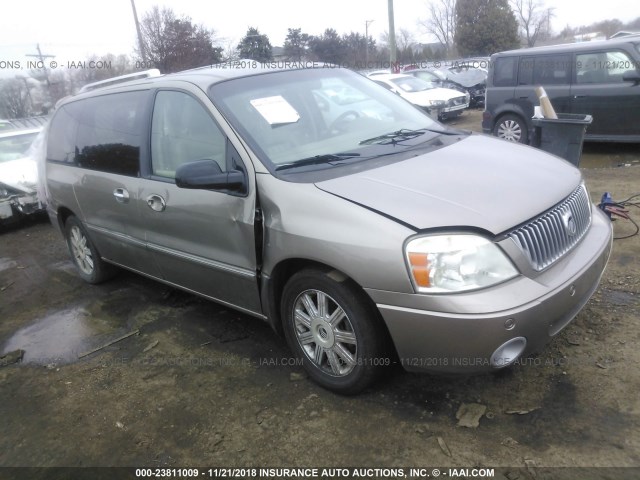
[369,73,470,120]
[45,65,612,394]
[0,127,45,223]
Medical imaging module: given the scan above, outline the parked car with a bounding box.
[0,127,45,224]
[45,65,612,394]
[369,73,470,120]
[406,68,486,108]
[483,37,640,144]
[0,115,49,132]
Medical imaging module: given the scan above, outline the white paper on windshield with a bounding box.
[250,96,300,125]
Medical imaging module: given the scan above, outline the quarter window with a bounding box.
[47,102,82,163]
[576,50,637,84]
[150,91,226,179]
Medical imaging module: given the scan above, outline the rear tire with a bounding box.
[64,216,116,284]
[494,114,528,144]
[281,269,388,394]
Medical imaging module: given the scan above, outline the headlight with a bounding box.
[426,100,446,107]
[405,234,518,293]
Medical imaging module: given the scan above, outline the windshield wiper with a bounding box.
[275,152,361,171]
[359,127,463,145]
[359,128,430,145]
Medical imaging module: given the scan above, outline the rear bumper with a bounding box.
[367,208,613,373]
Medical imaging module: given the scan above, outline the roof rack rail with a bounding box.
[78,69,161,93]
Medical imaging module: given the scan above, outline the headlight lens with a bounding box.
[405,234,518,293]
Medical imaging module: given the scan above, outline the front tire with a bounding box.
[64,216,116,284]
[494,114,528,144]
[281,269,387,394]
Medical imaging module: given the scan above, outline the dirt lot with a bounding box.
[1,113,639,477]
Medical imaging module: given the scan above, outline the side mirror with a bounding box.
[622,71,640,84]
[175,159,247,194]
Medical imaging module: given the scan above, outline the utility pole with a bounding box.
[388,0,397,70]
[130,0,147,63]
[25,44,54,88]
[365,20,374,68]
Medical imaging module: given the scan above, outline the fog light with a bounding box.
[490,337,527,368]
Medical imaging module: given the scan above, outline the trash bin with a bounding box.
[531,113,593,167]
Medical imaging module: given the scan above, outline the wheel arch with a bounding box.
[493,111,531,144]
[261,258,395,355]
[56,206,77,231]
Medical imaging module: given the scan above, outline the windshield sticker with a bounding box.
[250,96,300,125]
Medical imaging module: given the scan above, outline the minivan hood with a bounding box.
[315,135,582,235]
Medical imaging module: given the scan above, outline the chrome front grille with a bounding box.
[507,184,592,271]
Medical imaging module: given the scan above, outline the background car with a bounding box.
[482,37,640,144]
[405,68,486,109]
[0,115,49,132]
[369,73,469,120]
[0,127,45,224]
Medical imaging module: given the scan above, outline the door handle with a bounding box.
[574,95,588,98]
[113,188,130,203]
[146,194,166,212]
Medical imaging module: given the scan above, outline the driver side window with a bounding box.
[151,90,226,178]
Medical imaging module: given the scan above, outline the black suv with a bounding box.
[482,36,640,144]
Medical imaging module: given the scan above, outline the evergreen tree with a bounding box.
[283,28,310,61]
[455,0,520,56]
[237,27,273,62]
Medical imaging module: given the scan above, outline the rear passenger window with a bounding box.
[493,57,517,87]
[518,55,571,85]
[576,50,637,84]
[75,91,146,176]
[150,91,226,179]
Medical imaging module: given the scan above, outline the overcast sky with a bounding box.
[0,0,638,75]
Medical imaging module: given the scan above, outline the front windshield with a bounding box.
[414,71,440,83]
[389,76,433,92]
[209,68,442,171]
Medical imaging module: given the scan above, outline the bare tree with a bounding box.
[510,0,554,47]
[419,0,457,56]
[396,28,416,63]
[138,6,222,73]
[46,70,74,106]
[68,54,134,87]
[397,28,415,52]
[592,19,624,39]
[0,79,33,119]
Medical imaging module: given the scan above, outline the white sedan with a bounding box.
[0,127,45,223]
[369,73,469,120]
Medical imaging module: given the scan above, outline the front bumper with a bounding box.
[366,208,613,373]
[442,102,469,114]
[0,192,43,222]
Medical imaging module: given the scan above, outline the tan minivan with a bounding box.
[45,64,612,393]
